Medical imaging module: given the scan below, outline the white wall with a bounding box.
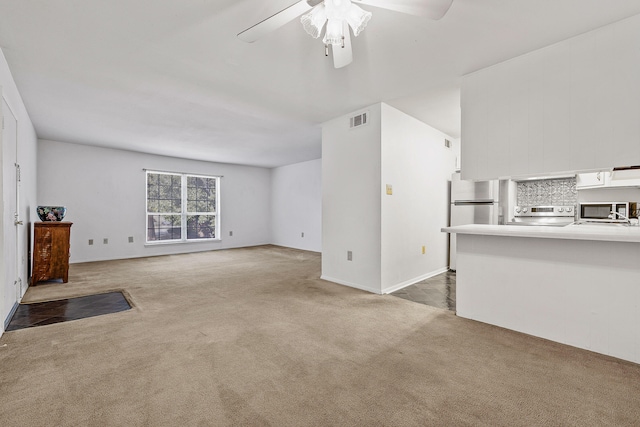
[0,49,38,332]
[380,103,458,293]
[37,140,272,263]
[270,159,321,252]
[322,104,382,293]
[321,103,458,294]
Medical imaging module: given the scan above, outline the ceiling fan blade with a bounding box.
[332,22,353,69]
[238,0,316,43]
[353,0,453,20]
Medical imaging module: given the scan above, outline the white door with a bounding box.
[2,96,20,328]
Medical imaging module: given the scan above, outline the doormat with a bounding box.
[6,291,132,331]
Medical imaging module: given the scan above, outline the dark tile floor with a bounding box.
[6,291,132,331]
[391,270,456,311]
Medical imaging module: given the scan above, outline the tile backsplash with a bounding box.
[517,178,577,206]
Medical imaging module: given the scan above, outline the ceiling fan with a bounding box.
[238,0,454,68]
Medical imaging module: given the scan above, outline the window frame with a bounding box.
[145,170,220,245]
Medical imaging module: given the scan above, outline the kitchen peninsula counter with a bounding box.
[443,223,640,364]
[443,223,640,243]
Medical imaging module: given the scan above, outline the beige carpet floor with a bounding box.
[1,245,639,426]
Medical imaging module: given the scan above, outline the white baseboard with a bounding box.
[3,301,19,332]
[320,275,382,295]
[382,267,450,294]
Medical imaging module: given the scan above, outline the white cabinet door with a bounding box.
[568,33,598,171]
[461,72,489,181]
[527,55,545,176]
[485,63,511,179]
[508,55,531,177]
[542,45,573,175]
[576,172,608,189]
[608,19,640,167]
[608,169,640,188]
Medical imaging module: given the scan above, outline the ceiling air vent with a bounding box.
[349,111,368,129]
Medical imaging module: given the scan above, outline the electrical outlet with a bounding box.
[103,238,108,244]
[88,239,93,246]
[347,251,352,261]
[301,232,304,238]
[386,184,393,195]
[229,231,233,237]
[128,236,134,243]
[422,245,426,254]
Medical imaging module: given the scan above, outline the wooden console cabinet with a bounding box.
[32,222,72,285]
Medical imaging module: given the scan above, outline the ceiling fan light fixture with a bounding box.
[323,18,344,46]
[345,4,371,37]
[301,4,327,39]
[239,0,455,69]
[303,0,371,47]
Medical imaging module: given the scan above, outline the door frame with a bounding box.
[1,91,22,330]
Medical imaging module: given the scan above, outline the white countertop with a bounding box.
[442,223,640,243]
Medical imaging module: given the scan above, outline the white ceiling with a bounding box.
[1,1,640,168]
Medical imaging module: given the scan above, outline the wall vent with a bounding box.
[444,139,451,148]
[349,111,368,129]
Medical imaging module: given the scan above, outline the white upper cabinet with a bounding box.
[576,171,608,189]
[461,14,640,181]
[576,169,640,189]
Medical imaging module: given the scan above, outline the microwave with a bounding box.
[579,202,639,222]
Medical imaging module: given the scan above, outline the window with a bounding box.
[146,171,219,243]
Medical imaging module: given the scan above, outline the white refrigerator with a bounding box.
[449,172,499,271]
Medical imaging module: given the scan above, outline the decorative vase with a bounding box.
[37,206,67,222]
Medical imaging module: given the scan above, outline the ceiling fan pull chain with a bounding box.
[325,44,329,56]
[342,35,345,48]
